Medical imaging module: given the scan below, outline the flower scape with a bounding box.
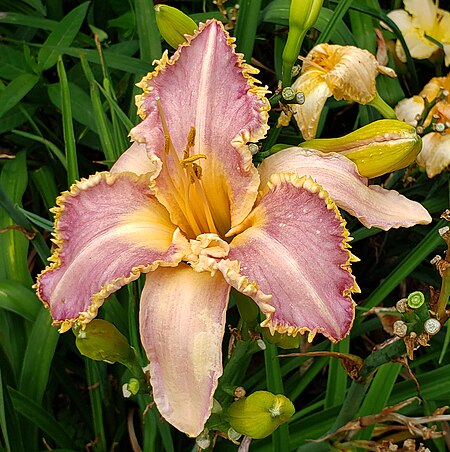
[33,20,433,437]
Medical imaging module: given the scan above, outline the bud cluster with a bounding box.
[392,291,442,359]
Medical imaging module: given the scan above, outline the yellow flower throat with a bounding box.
[156,98,219,238]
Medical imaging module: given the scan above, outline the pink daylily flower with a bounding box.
[36,20,431,437]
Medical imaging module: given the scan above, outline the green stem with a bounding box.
[282,30,306,87]
[216,340,261,404]
[367,92,396,119]
[437,266,450,321]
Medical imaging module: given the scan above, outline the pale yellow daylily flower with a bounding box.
[387,0,450,65]
[395,73,450,177]
[279,43,396,139]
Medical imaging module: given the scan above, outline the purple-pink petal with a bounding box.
[258,148,431,230]
[130,20,269,235]
[220,173,358,342]
[36,172,188,330]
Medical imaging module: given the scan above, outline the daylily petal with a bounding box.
[417,132,450,177]
[395,96,425,126]
[388,9,438,62]
[258,148,432,230]
[286,44,394,139]
[36,172,189,331]
[404,0,437,31]
[130,20,269,236]
[220,173,357,342]
[399,28,438,61]
[443,44,450,66]
[139,265,230,437]
[111,142,162,176]
[286,73,332,140]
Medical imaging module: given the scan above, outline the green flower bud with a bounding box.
[227,391,295,439]
[74,319,136,367]
[300,119,422,178]
[282,0,324,86]
[154,5,197,49]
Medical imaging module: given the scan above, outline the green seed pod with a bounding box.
[74,319,136,367]
[227,391,295,439]
[154,5,197,49]
[407,291,425,309]
[300,119,422,178]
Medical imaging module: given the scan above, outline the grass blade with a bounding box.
[134,0,161,65]
[264,342,290,452]
[0,280,41,322]
[11,130,67,168]
[234,0,262,60]
[355,363,402,441]
[0,368,24,452]
[57,56,79,184]
[38,2,90,70]
[0,152,32,285]
[362,221,447,312]
[0,74,39,119]
[19,308,58,405]
[9,387,76,449]
[85,360,107,452]
[324,336,349,409]
[316,0,355,44]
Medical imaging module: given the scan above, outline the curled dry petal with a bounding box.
[417,133,450,177]
[280,43,396,139]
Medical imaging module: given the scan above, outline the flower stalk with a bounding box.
[367,92,397,119]
[281,0,324,87]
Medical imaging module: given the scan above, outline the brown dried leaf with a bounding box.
[278,351,364,381]
[312,398,450,443]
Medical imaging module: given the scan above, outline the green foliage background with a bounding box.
[0,0,449,450]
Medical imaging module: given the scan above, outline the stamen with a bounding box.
[156,97,173,155]
[155,97,203,236]
[180,154,207,166]
[155,98,220,236]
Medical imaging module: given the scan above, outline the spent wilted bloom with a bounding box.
[279,43,396,139]
[36,20,431,437]
[396,74,450,177]
[387,0,450,65]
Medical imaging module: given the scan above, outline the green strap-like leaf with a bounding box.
[37,2,90,71]
[0,74,39,119]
